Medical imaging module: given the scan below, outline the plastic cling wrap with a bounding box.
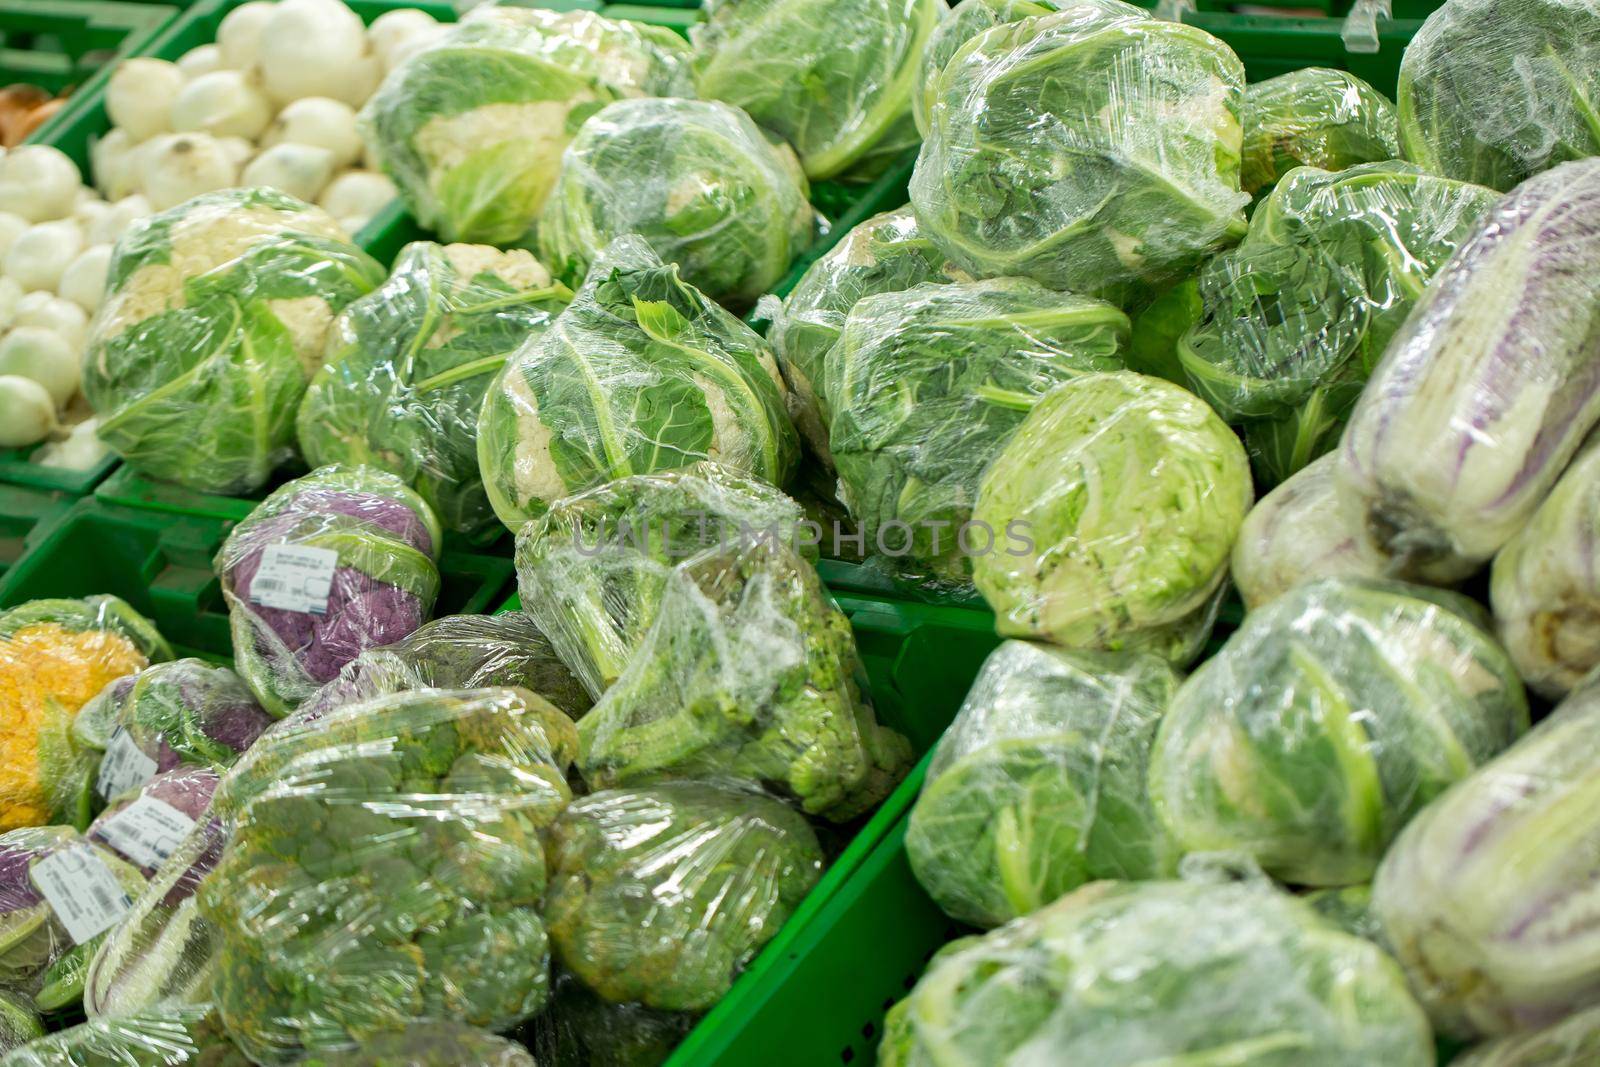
[539,98,817,309]
[880,879,1433,1066]
[912,0,1062,136]
[82,188,385,495]
[906,641,1181,928]
[910,2,1249,300]
[1239,69,1399,195]
[0,1003,244,1066]
[478,236,798,532]
[200,687,576,1064]
[0,597,172,832]
[1373,681,1600,1038]
[1337,159,1600,582]
[971,371,1251,665]
[298,242,574,542]
[690,0,942,181]
[0,995,39,1057]
[546,782,823,1013]
[524,969,698,1067]
[576,536,911,822]
[215,465,443,717]
[1454,1004,1600,1066]
[824,279,1129,583]
[295,1022,536,1067]
[1397,0,1600,192]
[359,5,691,245]
[1151,578,1529,887]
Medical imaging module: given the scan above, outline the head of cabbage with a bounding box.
[82,187,385,495]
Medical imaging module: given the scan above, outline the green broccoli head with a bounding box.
[200,688,572,1064]
[545,782,824,1013]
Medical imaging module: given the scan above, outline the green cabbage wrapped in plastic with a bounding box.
[294,1022,535,1067]
[1373,680,1600,1038]
[200,687,575,1064]
[881,878,1434,1066]
[906,641,1180,928]
[825,279,1129,582]
[479,236,798,533]
[913,0,1057,135]
[764,207,966,461]
[690,0,942,181]
[297,242,573,542]
[1174,161,1499,485]
[1240,68,1400,195]
[971,371,1251,665]
[1151,578,1529,887]
[911,2,1249,299]
[82,188,385,494]
[539,98,817,309]
[359,5,691,245]
[1397,0,1600,192]
[0,995,38,1057]
[1454,1005,1600,1066]
[577,532,911,822]
[515,462,810,698]
[0,1003,246,1066]
[546,782,823,1013]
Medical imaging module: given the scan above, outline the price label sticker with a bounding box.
[93,795,196,871]
[32,846,132,944]
[96,727,157,801]
[250,544,338,615]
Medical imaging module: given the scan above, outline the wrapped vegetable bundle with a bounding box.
[764,208,966,462]
[539,98,817,308]
[82,188,385,495]
[912,0,1065,135]
[1398,0,1600,192]
[0,995,38,1057]
[300,612,592,722]
[880,878,1434,1066]
[1239,69,1400,195]
[215,465,442,717]
[906,641,1180,928]
[1232,453,1382,611]
[690,0,942,181]
[296,1022,535,1067]
[1373,681,1600,1038]
[0,827,145,1006]
[297,242,574,542]
[1151,578,1529,887]
[0,1003,244,1066]
[515,462,810,699]
[524,970,697,1067]
[825,279,1129,582]
[0,597,171,832]
[1337,158,1600,582]
[1490,435,1600,699]
[1176,161,1499,485]
[359,5,691,246]
[199,687,576,1064]
[971,371,1251,665]
[1454,1005,1600,1066]
[910,1,1249,299]
[546,782,824,1013]
[577,535,911,822]
[478,236,798,532]
[72,660,272,807]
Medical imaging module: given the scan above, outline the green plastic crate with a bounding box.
[0,0,175,96]
[0,483,74,581]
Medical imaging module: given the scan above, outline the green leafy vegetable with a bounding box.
[1240,68,1399,195]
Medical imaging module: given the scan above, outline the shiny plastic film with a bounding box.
[1397,0,1600,192]
[1337,159,1600,583]
[824,279,1129,584]
[0,1003,244,1066]
[359,5,692,246]
[576,535,911,821]
[514,462,811,699]
[689,0,942,181]
[971,371,1251,665]
[1231,453,1382,611]
[295,1022,536,1067]
[1239,68,1399,195]
[1150,578,1529,887]
[82,188,385,495]
[0,597,172,832]
[912,0,1061,136]
[0,995,39,1058]
[1302,883,1381,943]
[764,207,968,462]
[539,98,818,309]
[910,1,1249,300]
[525,969,697,1067]
[477,235,798,533]
[215,465,443,717]
[1490,434,1600,700]
[1373,680,1600,1039]
[545,781,824,1013]
[300,612,593,723]
[298,242,574,542]
[906,640,1181,928]
[879,878,1434,1066]
[199,687,576,1064]
[1454,1004,1600,1066]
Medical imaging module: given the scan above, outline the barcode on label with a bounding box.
[94,795,196,870]
[250,544,338,615]
[254,579,283,591]
[32,847,132,944]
